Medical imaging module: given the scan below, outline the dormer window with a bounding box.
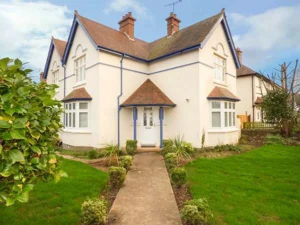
[53,70,59,84]
[75,55,86,82]
[214,55,225,82]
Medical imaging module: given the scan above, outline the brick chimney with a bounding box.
[118,12,136,40]
[166,12,181,37]
[236,47,243,64]
[40,72,46,82]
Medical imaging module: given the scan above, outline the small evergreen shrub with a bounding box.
[239,135,247,144]
[182,142,195,155]
[119,155,133,171]
[126,140,138,155]
[88,150,98,159]
[170,167,187,187]
[214,144,241,152]
[161,139,174,155]
[264,134,284,145]
[181,198,213,225]
[165,153,177,170]
[81,198,107,225]
[108,166,126,189]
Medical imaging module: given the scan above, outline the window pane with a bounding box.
[79,112,88,128]
[229,112,232,126]
[225,112,228,127]
[233,112,236,126]
[224,102,227,109]
[233,103,235,109]
[73,112,76,127]
[143,112,147,126]
[212,112,221,127]
[229,102,232,109]
[73,103,76,110]
[212,102,221,109]
[69,112,72,127]
[79,102,88,109]
[68,104,71,110]
[65,113,68,127]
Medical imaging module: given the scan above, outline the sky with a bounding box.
[0,0,299,81]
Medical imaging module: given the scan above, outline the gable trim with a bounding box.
[43,40,54,79]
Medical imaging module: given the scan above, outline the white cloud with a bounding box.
[104,0,148,16]
[0,0,72,80]
[229,5,300,68]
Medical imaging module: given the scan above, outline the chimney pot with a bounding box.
[166,12,181,37]
[118,12,136,39]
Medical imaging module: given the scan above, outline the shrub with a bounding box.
[181,198,213,225]
[165,153,177,170]
[181,205,205,225]
[170,167,187,187]
[214,144,241,152]
[284,137,300,146]
[108,166,126,189]
[81,198,107,225]
[126,140,138,155]
[169,135,194,164]
[162,139,173,155]
[239,135,247,144]
[119,155,133,171]
[264,134,284,145]
[88,150,98,159]
[0,58,66,206]
[103,143,120,166]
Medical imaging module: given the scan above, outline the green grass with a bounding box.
[56,148,90,158]
[0,159,108,225]
[186,145,300,225]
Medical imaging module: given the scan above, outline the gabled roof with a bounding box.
[255,97,263,104]
[62,87,92,102]
[237,64,257,77]
[207,86,240,102]
[61,9,240,67]
[121,79,175,107]
[52,38,67,58]
[43,37,67,79]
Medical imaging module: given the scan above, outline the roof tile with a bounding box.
[207,86,240,102]
[62,88,92,102]
[121,79,175,107]
[52,38,67,59]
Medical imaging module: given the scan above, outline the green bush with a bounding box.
[165,153,177,170]
[181,205,205,225]
[162,139,173,155]
[108,166,126,189]
[264,135,284,145]
[181,198,213,225]
[81,198,107,225]
[284,137,300,146]
[126,140,137,155]
[182,142,195,155]
[170,167,187,187]
[169,136,194,164]
[119,155,133,171]
[239,135,247,144]
[88,150,98,159]
[0,58,66,206]
[214,144,241,152]
[103,143,120,166]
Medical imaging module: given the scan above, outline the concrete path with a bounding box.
[108,152,182,225]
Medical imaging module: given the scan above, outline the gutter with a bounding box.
[117,54,125,147]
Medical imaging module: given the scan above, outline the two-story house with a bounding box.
[43,9,241,149]
[236,48,272,122]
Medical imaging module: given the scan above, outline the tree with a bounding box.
[261,60,300,137]
[0,58,66,206]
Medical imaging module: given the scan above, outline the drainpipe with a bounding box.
[63,64,66,123]
[252,74,254,122]
[117,54,125,148]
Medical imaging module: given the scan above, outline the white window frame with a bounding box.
[214,54,226,83]
[210,101,236,129]
[74,55,86,83]
[53,70,59,85]
[64,101,89,130]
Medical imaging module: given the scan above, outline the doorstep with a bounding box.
[136,147,161,153]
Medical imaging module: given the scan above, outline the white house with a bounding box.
[235,48,272,122]
[43,9,242,149]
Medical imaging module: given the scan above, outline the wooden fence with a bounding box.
[243,122,275,130]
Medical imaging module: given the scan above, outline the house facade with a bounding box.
[236,49,272,122]
[43,9,241,149]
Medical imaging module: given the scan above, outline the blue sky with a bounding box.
[0,0,299,81]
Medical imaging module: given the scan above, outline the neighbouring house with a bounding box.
[43,9,242,149]
[236,48,273,123]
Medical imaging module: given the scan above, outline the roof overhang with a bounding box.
[43,40,55,79]
[207,97,240,102]
[121,103,176,108]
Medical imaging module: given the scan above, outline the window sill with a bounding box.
[73,81,86,88]
[213,81,227,87]
[207,128,239,133]
[63,129,92,134]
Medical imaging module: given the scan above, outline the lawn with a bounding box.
[0,159,108,225]
[186,145,300,225]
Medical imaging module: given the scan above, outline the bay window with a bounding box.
[211,101,236,129]
[64,102,89,129]
[75,55,86,82]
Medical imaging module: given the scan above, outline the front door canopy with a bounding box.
[121,79,176,107]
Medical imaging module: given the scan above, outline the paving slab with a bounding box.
[108,152,182,225]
